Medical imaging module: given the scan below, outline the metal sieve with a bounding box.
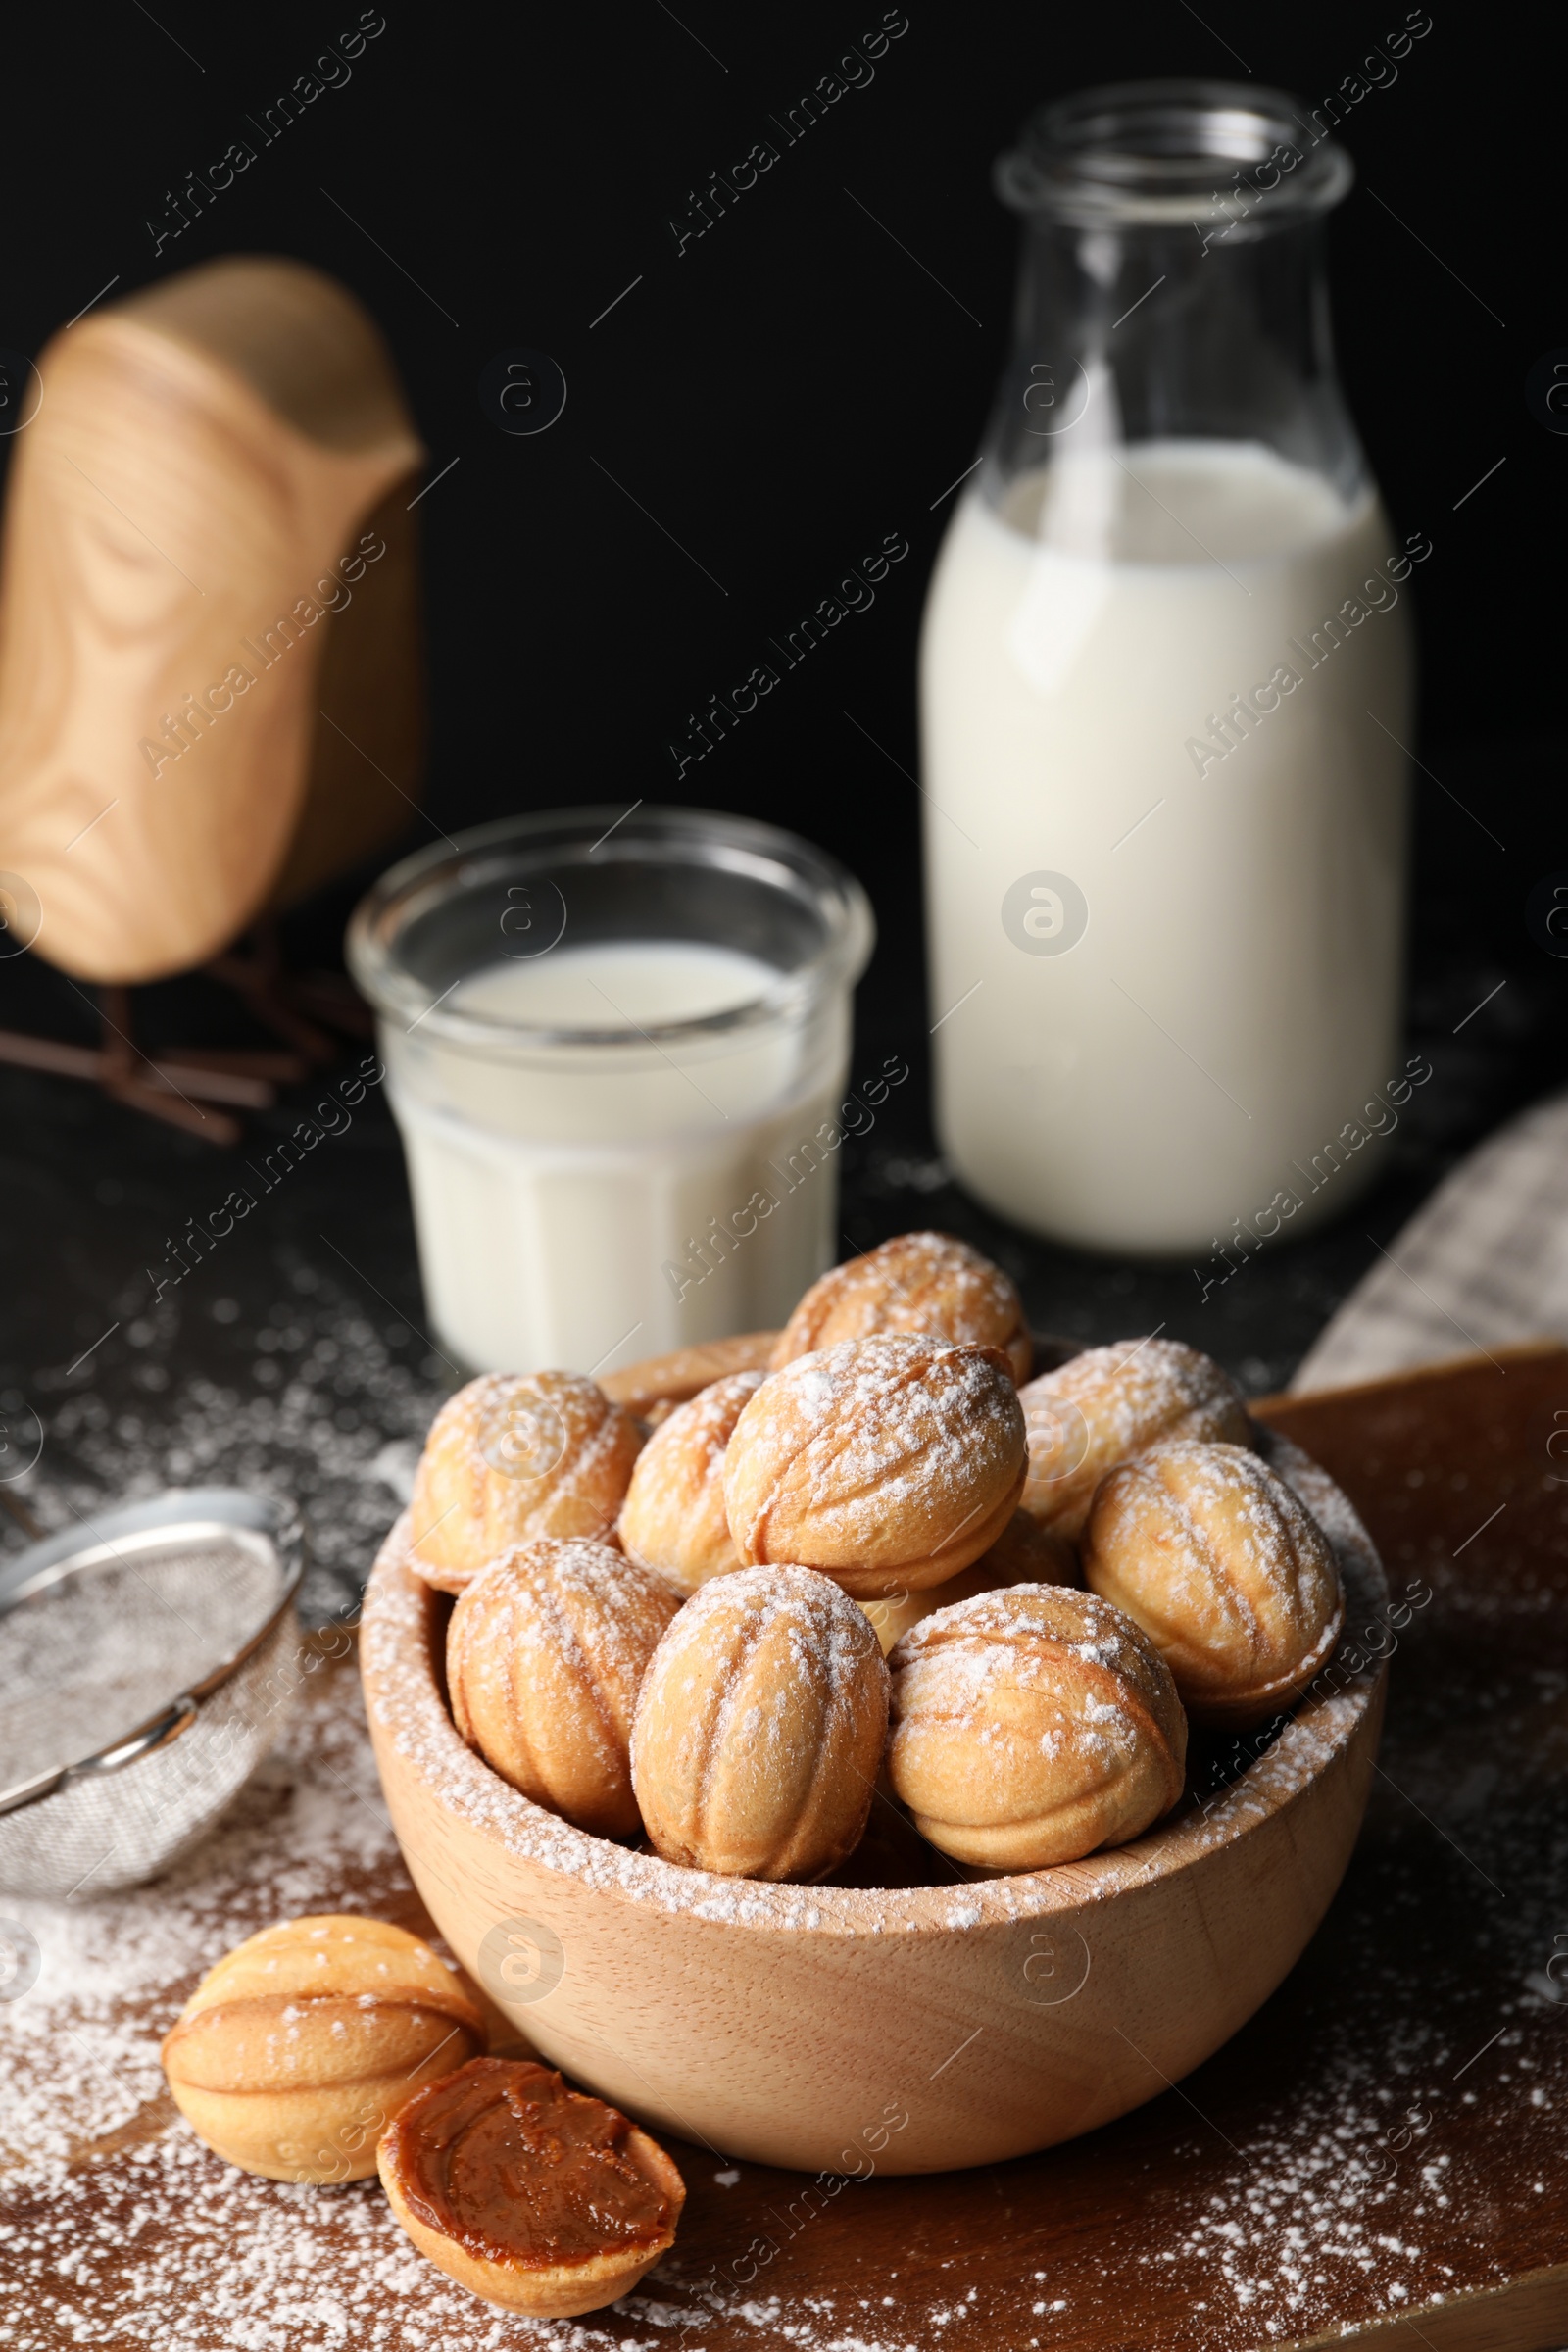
[0,1488,304,1898]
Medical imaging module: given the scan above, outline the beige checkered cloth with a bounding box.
[1291,1089,1568,1393]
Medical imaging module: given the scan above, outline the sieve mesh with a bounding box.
[0,1513,302,1898]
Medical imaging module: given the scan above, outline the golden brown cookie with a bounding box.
[1082,1439,1345,1727]
[408,1371,644,1593]
[770,1231,1031,1383]
[1018,1339,1250,1542]
[887,1585,1187,1871]
[599,1330,778,1419]
[631,1565,889,1880]
[378,2057,684,2317]
[447,1538,680,1837]
[160,1914,485,2182]
[723,1334,1027,1600]
[616,1370,764,1593]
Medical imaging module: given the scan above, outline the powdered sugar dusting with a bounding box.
[771,1231,1028,1371]
[1020,1338,1251,1538]
[1086,1439,1345,1705]
[0,2127,662,2350]
[364,1428,1386,1929]
[0,1642,402,2180]
[409,1373,643,1588]
[617,1371,763,1590]
[630,1567,888,1878]
[4,1383,1557,2352]
[723,1336,1026,1574]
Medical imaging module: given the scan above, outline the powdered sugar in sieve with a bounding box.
[0,1491,304,1896]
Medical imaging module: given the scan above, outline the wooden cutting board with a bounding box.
[3,1346,1567,2352]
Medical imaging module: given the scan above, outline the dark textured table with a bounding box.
[0,852,1561,1618]
[1,741,1563,1622]
[3,780,1567,2352]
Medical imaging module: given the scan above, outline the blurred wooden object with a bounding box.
[0,255,426,989]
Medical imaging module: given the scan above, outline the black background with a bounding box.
[2,0,1559,1019]
[0,0,1563,1583]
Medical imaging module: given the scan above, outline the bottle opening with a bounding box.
[998,78,1353,227]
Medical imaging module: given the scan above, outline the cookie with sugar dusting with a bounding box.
[723,1334,1028,1600]
[770,1231,1031,1384]
[887,1585,1187,1872]
[1083,1440,1344,1729]
[408,1371,644,1594]
[631,1566,888,1880]
[1018,1339,1250,1543]
[161,1914,485,2184]
[447,1538,679,1837]
[617,1370,764,1595]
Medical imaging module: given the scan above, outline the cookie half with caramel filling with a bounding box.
[378,2057,684,2317]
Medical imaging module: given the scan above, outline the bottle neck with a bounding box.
[981,78,1365,515]
[982,211,1363,508]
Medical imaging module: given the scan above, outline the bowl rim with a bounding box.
[361,1425,1390,1937]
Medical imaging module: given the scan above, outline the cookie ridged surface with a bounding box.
[617,1370,764,1594]
[447,1538,679,1838]
[408,1371,644,1593]
[1083,1439,1345,1728]
[160,1914,485,2183]
[770,1231,1031,1384]
[631,1565,889,1880]
[1018,1338,1250,1543]
[887,1585,1188,1872]
[723,1334,1028,1600]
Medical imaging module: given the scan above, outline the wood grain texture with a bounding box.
[8,1348,1568,2349]
[362,1415,1388,2174]
[0,257,425,983]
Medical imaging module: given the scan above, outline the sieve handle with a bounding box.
[68,1693,200,1779]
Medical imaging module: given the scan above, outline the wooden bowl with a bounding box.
[361,1393,1386,2176]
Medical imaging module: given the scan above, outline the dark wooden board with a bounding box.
[4,1347,1568,2352]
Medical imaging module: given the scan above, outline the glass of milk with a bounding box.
[348,808,873,1377]
[921,79,1415,1254]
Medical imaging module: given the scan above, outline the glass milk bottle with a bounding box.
[920,80,1414,1253]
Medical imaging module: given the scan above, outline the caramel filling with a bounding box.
[393,2058,672,2267]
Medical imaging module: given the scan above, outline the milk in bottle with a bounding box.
[920,82,1415,1252]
